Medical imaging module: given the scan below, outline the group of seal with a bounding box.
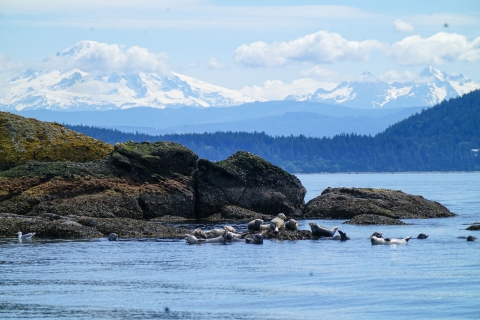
[103,212,478,245]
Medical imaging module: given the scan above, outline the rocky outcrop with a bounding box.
[343,214,409,225]
[304,187,456,221]
[0,213,190,239]
[0,111,112,171]
[196,151,306,219]
[0,137,306,237]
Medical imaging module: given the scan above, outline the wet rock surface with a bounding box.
[304,187,456,220]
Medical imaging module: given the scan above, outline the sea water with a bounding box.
[0,173,479,319]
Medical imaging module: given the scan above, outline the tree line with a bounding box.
[65,90,480,173]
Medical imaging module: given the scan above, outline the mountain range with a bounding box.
[286,67,480,108]
[1,41,479,112]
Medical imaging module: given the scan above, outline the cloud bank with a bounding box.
[233,31,385,67]
[391,32,480,65]
[43,41,169,75]
[234,31,480,68]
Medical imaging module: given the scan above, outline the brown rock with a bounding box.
[196,151,306,219]
[343,214,409,225]
[304,187,456,220]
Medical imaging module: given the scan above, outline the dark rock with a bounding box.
[0,213,190,239]
[304,187,455,220]
[344,214,409,225]
[466,224,480,231]
[196,151,306,219]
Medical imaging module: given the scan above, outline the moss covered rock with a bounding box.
[196,151,306,219]
[0,112,113,171]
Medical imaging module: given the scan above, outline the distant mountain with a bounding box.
[286,67,480,109]
[65,89,480,173]
[0,41,259,111]
[11,101,423,138]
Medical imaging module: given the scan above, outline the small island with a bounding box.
[0,112,456,239]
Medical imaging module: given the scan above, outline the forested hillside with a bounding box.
[65,90,480,173]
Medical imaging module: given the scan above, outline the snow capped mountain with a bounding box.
[0,41,259,111]
[287,67,480,108]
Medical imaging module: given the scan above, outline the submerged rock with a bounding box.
[304,187,455,220]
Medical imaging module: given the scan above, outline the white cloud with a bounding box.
[378,69,421,83]
[233,31,385,68]
[207,57,227,70]
[41,41,169,75]
[391,32,480,65]
[240,78,335,101]
[393,19,414,32]
[0,55,23,73]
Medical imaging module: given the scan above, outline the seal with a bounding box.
[417,233,428,239]
[184,234,203,244]
[309,223,338,237]
[467,235,477,241]
[318,229,350,241]
[224,226,236,233]
[245,234,264,244]
[108,233,118,241]
[248,219,263,231]
[370,234,412,245]
[271,213,287,230]
[285,219,298,231]
[191,228,207,239]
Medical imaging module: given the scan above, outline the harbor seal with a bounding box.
[285,219,299,231]
[417,233,428,239]
[271,213,287,230]
[309,223,338,237]
[248,219,264,231]
[191,228,207,239]
[318,230,350,241]
[107,233,118,241]
[245,234,264,244]
[370,234,412,245]
[467,235,477,241]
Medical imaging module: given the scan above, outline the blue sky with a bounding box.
[1,0,479,99]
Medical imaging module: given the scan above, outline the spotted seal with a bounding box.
[248,219,264,231]
[318,230,350,241]
[107,233,118,241]
[417,233,428,239]
[309,223,338,237]
[245,234,264,244]
[271,213,287,230]
[370,234,412,245]
[467,235,477,241]
[285,219,299,231]
[191,228,207,239]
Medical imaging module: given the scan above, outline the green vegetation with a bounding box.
[65,90,480,173]
[0,112,113,171]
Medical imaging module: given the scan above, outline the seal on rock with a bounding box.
[417,233,428,239]
[107,233,118,241]
[248,219,263,231]
[285,219,298,231]
[271,213,287,230]
[370,234,412,245]
[309,223,338,237]
[191,228,207,239]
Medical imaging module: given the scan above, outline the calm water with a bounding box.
[1,173,479,319]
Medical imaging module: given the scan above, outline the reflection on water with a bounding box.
[0,173,479,319]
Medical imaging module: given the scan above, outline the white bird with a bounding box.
[18,231,35,240]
